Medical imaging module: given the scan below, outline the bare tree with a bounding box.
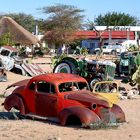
[39,4,84,51]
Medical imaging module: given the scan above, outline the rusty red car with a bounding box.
[3,73,125,127]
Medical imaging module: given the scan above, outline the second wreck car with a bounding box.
[53,56,116,89]
[0,46,44,77]
[3,73,125,127]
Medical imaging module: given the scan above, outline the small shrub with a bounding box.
[128,44,139,52]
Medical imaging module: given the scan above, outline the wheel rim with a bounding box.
[112,51,116,55]
[54,63,71,73]
[90,79,99,89]
[96,51,99,54]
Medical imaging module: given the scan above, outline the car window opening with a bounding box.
[59,82,89,93]
[37,81,55,94]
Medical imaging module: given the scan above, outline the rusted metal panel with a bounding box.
[4,94,25,114]
[65,93,110,108]
[35,92,58,117]
[59,106,101,126]
[6,79,30,89]
[22,62,45,77]
[110,104,126,123]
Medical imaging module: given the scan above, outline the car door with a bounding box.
[24,81,36,113]
[92,81,119,104]
[35,81,58,117]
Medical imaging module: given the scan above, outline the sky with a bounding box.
[0,0,140,21]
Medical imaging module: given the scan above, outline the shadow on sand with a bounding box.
[0,111,60,126]
[0,111,82,129]
[0,112,21,120]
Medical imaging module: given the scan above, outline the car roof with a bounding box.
[30,73,87,85]
[1,46,18,52]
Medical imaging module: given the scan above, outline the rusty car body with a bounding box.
[3,73,125,127]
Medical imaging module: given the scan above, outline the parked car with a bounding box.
[3,73,125,127]
[95,45,127,55]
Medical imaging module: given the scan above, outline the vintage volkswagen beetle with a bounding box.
[3,73,125,127]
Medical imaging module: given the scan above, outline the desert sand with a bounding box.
[0,56,140,140]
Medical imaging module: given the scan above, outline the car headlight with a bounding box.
[91,103,97,110]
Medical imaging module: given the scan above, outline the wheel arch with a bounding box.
[110,104,126,123]
[4,93,27,115]
[58,106,101,127]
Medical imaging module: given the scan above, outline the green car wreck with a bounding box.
[53,56,116,89]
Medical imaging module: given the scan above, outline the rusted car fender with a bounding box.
[4,94,26,115]
[58,106,101,127]
[110,104,126,123]
[6,79,30,90]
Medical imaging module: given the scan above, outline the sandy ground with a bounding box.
[0,56,140,140]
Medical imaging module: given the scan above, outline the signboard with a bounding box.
[93,26,140,31]
[107,26,130,31]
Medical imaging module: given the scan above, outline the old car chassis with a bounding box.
[3,73,125,128]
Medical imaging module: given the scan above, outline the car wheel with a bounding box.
[53,60,77,74]
[90,78,100,89]
[129,80,137,86]
[95,50,100,55]
[111,50,117,55]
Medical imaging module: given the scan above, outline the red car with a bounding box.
[3,73,125,127]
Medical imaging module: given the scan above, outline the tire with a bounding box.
[115,67,121,77]
[124,73,129,76]
[90,78,100,90]
[53,60,77,74]
[95,50,100,55]
[129,80,137,86]
[111,50,117,55]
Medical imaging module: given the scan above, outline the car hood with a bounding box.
[64,91,112,108]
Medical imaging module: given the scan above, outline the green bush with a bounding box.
[128,44,139,52]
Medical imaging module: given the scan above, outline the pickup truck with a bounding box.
[95,45,127,55]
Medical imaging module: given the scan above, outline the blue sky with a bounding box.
[0,0,140,21]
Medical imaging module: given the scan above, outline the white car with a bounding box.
[95,45,127,55]
[0,46,44,76]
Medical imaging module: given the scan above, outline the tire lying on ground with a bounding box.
[53,60,77,74]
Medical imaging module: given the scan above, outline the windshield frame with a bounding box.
[58,81,90,93]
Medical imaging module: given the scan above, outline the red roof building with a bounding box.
[74,30,136,52]
[75,30,135,40]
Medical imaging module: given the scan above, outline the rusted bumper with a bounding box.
[83,121,122,129]
[93,104,125,126]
